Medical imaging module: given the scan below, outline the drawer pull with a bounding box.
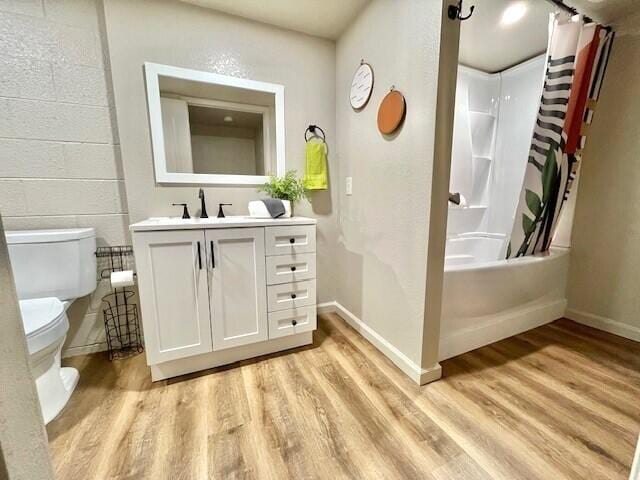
[290,266,297,272]
[289,238,295,244]
[291,294,297,299]
[268,306,316,337]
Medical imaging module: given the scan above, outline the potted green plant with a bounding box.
[257,170,308,217]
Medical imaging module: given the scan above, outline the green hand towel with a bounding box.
[303,141,328,190]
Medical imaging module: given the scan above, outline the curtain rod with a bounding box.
[546,0,594,24]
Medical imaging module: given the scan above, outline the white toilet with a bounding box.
[6,228,97,424]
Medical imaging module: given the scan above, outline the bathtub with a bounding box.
[439,233,569,361]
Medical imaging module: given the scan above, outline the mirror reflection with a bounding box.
[146,63,284,185]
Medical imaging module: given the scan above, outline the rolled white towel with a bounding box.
[248,200,292,218]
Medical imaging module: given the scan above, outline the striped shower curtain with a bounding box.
[506,14,614,258]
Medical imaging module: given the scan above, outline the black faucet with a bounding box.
[217,203,232,218]
[198,189,208,218]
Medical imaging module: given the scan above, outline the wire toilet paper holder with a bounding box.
[96,246,143,360]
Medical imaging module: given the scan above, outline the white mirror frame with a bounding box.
[144,62,286,185]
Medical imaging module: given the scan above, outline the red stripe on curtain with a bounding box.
[564,24,601,154]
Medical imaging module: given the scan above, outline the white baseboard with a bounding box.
[62,342,108,358]
[318,301,441,385]
[439,299,567,361]
[565,308,640,342]
[630,435,640,480]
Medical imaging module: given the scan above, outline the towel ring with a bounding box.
[305,124,326,142]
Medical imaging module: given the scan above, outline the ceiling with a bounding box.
[569,0,640,34]
[188,105,263,129]
[568,0,639,26]
[460,0,640,73]
[177,0,640,72]
[459,0,556,73]
[179,0,370,40]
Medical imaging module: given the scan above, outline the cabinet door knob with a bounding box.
[289,238,295,244]
[290,266,296,272]
[291,294,297,299]
[292,320,298,326]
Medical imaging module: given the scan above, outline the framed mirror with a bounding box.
[144,62,285,185]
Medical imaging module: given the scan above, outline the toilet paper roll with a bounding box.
[110,270,135,288]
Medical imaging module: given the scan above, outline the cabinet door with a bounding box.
[133,229,212,364]
[206,228,268,350]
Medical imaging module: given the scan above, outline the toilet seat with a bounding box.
[19,297,68,355]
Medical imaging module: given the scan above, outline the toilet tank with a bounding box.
[5,228,97,301]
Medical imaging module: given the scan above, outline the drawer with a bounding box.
[267,280,316,312]
[268,306,317,339]
[265,225,316,256]
[266,253,316,285]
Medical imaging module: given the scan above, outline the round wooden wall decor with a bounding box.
[377,89,405,135]
[350,61,374,110]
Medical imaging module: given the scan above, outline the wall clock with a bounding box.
[350,61,374,110]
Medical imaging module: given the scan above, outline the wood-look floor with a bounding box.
[48,315,640,480]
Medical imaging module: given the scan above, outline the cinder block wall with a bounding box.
[0,0,129,356]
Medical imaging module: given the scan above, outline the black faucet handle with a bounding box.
[172,203,190,219]
[217,203,232,218]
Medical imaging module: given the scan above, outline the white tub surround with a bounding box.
[441,56,561,360]
[448,66,500,236]
[130,216,317,380]
[444,232,507,267]
[448,57,546,238]
[440,240,569,360]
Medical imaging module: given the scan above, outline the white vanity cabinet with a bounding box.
[207,227,268,351]
[132,229,212,364]
[130,217,317,380]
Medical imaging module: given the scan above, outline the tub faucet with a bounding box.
[449,192,461,205]
[198,189,208,218]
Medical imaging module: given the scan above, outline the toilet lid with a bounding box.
[19,297,65,337]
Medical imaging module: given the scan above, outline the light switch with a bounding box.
[345,177,353,196]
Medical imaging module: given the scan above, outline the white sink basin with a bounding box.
[147,216,251,224]
[130,215,316,232]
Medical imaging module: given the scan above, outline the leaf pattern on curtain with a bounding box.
[507,15,614,259]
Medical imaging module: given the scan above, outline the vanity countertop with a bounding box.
[130,216,317,232]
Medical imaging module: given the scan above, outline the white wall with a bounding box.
[190,123,262,175]
[566,34,640,341]
[191,135,257,175]
[0,215,54,480]
[102,0,339,303]
[0,0,129,356]
[335,0,451,376]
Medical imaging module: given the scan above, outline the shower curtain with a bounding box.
[506,14,614,258]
